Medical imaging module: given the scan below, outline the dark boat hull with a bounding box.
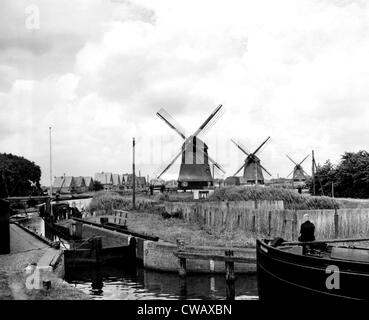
[256,239,369,301]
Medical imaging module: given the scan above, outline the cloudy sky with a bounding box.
[1,0,369,186]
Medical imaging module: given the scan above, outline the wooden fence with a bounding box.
[165,202,369,241]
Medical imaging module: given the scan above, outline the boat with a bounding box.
[257,237,369,301]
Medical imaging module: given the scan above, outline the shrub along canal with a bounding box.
[21,214,258,300]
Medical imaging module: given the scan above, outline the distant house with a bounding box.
[53,176,75,194]
[112,174,121,190]
[224,176,240,186]
[94,172,113,190]
[84,176,94,191]
[125,174,147,189]
[74,176,87,193]
[137,176,147,189]
[213,179,225,188]
[121,174,129,188]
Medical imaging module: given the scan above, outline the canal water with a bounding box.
[21,214,258,300]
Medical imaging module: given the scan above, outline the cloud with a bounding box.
[1,0,369,184]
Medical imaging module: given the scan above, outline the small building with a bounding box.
[124,174,147,189]
[137,176,147,189]
[84,176,94,191]
[121,174,129,188]
[53,176,75,194]
[74,176,87,193]
[94,172,113,191]
[213,179,225,188]
[112,174,121,190]
[224,176,240,186]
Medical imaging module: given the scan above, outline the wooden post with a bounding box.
[281,211,286,238]
[334,207,339,239]
[252,215,256,233]
[268,211,272,237]
[312,150,316,196]
[177,239,186,277]
[226,281,235,300]
[132,137,136,210]
[225,250,235,281]
[292,212,298,241]
[225,250,235,300]
[124,211,128,227]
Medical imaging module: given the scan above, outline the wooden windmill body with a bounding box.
[178,136,213,189]
[155,105,225,190]
[231,137,272,185]
[286,154,310,187]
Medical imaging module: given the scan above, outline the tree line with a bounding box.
[309,150,369,199]
[0,153,42,198]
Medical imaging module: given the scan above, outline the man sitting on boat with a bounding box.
[298,214,315,242]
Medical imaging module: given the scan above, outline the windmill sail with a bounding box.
[155,105,224,189]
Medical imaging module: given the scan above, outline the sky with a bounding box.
[1,0,369,186]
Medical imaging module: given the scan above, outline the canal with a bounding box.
[20,213,259,300]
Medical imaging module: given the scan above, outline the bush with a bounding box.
[92,181,104,191]
[87,191,160,213]
[87,191,132,214]
[208,186,338,209]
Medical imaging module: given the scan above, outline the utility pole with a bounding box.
[132,137,136,210]
[312,150,315,196]
[332,180,334,198]
[49,127,53,218]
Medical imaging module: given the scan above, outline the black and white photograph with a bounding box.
[1,0,369,314]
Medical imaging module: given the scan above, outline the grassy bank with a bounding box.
[87,191,159,213]
[88,211,257,248]
[208,186,338,209]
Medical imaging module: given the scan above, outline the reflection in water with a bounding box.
[65,264,258,300]
[22,215,258,300]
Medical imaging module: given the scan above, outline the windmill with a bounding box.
[231,137,272,185]
[286,154,310,183]
[155,104,226,190]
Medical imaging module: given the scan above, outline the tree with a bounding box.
[93,180,104,191]
[334,151,369,198]
[309,151,369,198]
[309,160,336,197]
[0,153,42,198]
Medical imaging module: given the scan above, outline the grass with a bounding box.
[88,211,256,248]
[334,198,369,209]
[87,191,158,213]
[85,188,339,247]
[207,186,338,209]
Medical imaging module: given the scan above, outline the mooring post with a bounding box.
[225,250,235,282]
[281,211,287,238]
[225,250,235,300]
[292,212,298,241]
[226,280,235,300]
[334,207,339,239]
[177,239,187,277]
[268,211,272,236]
